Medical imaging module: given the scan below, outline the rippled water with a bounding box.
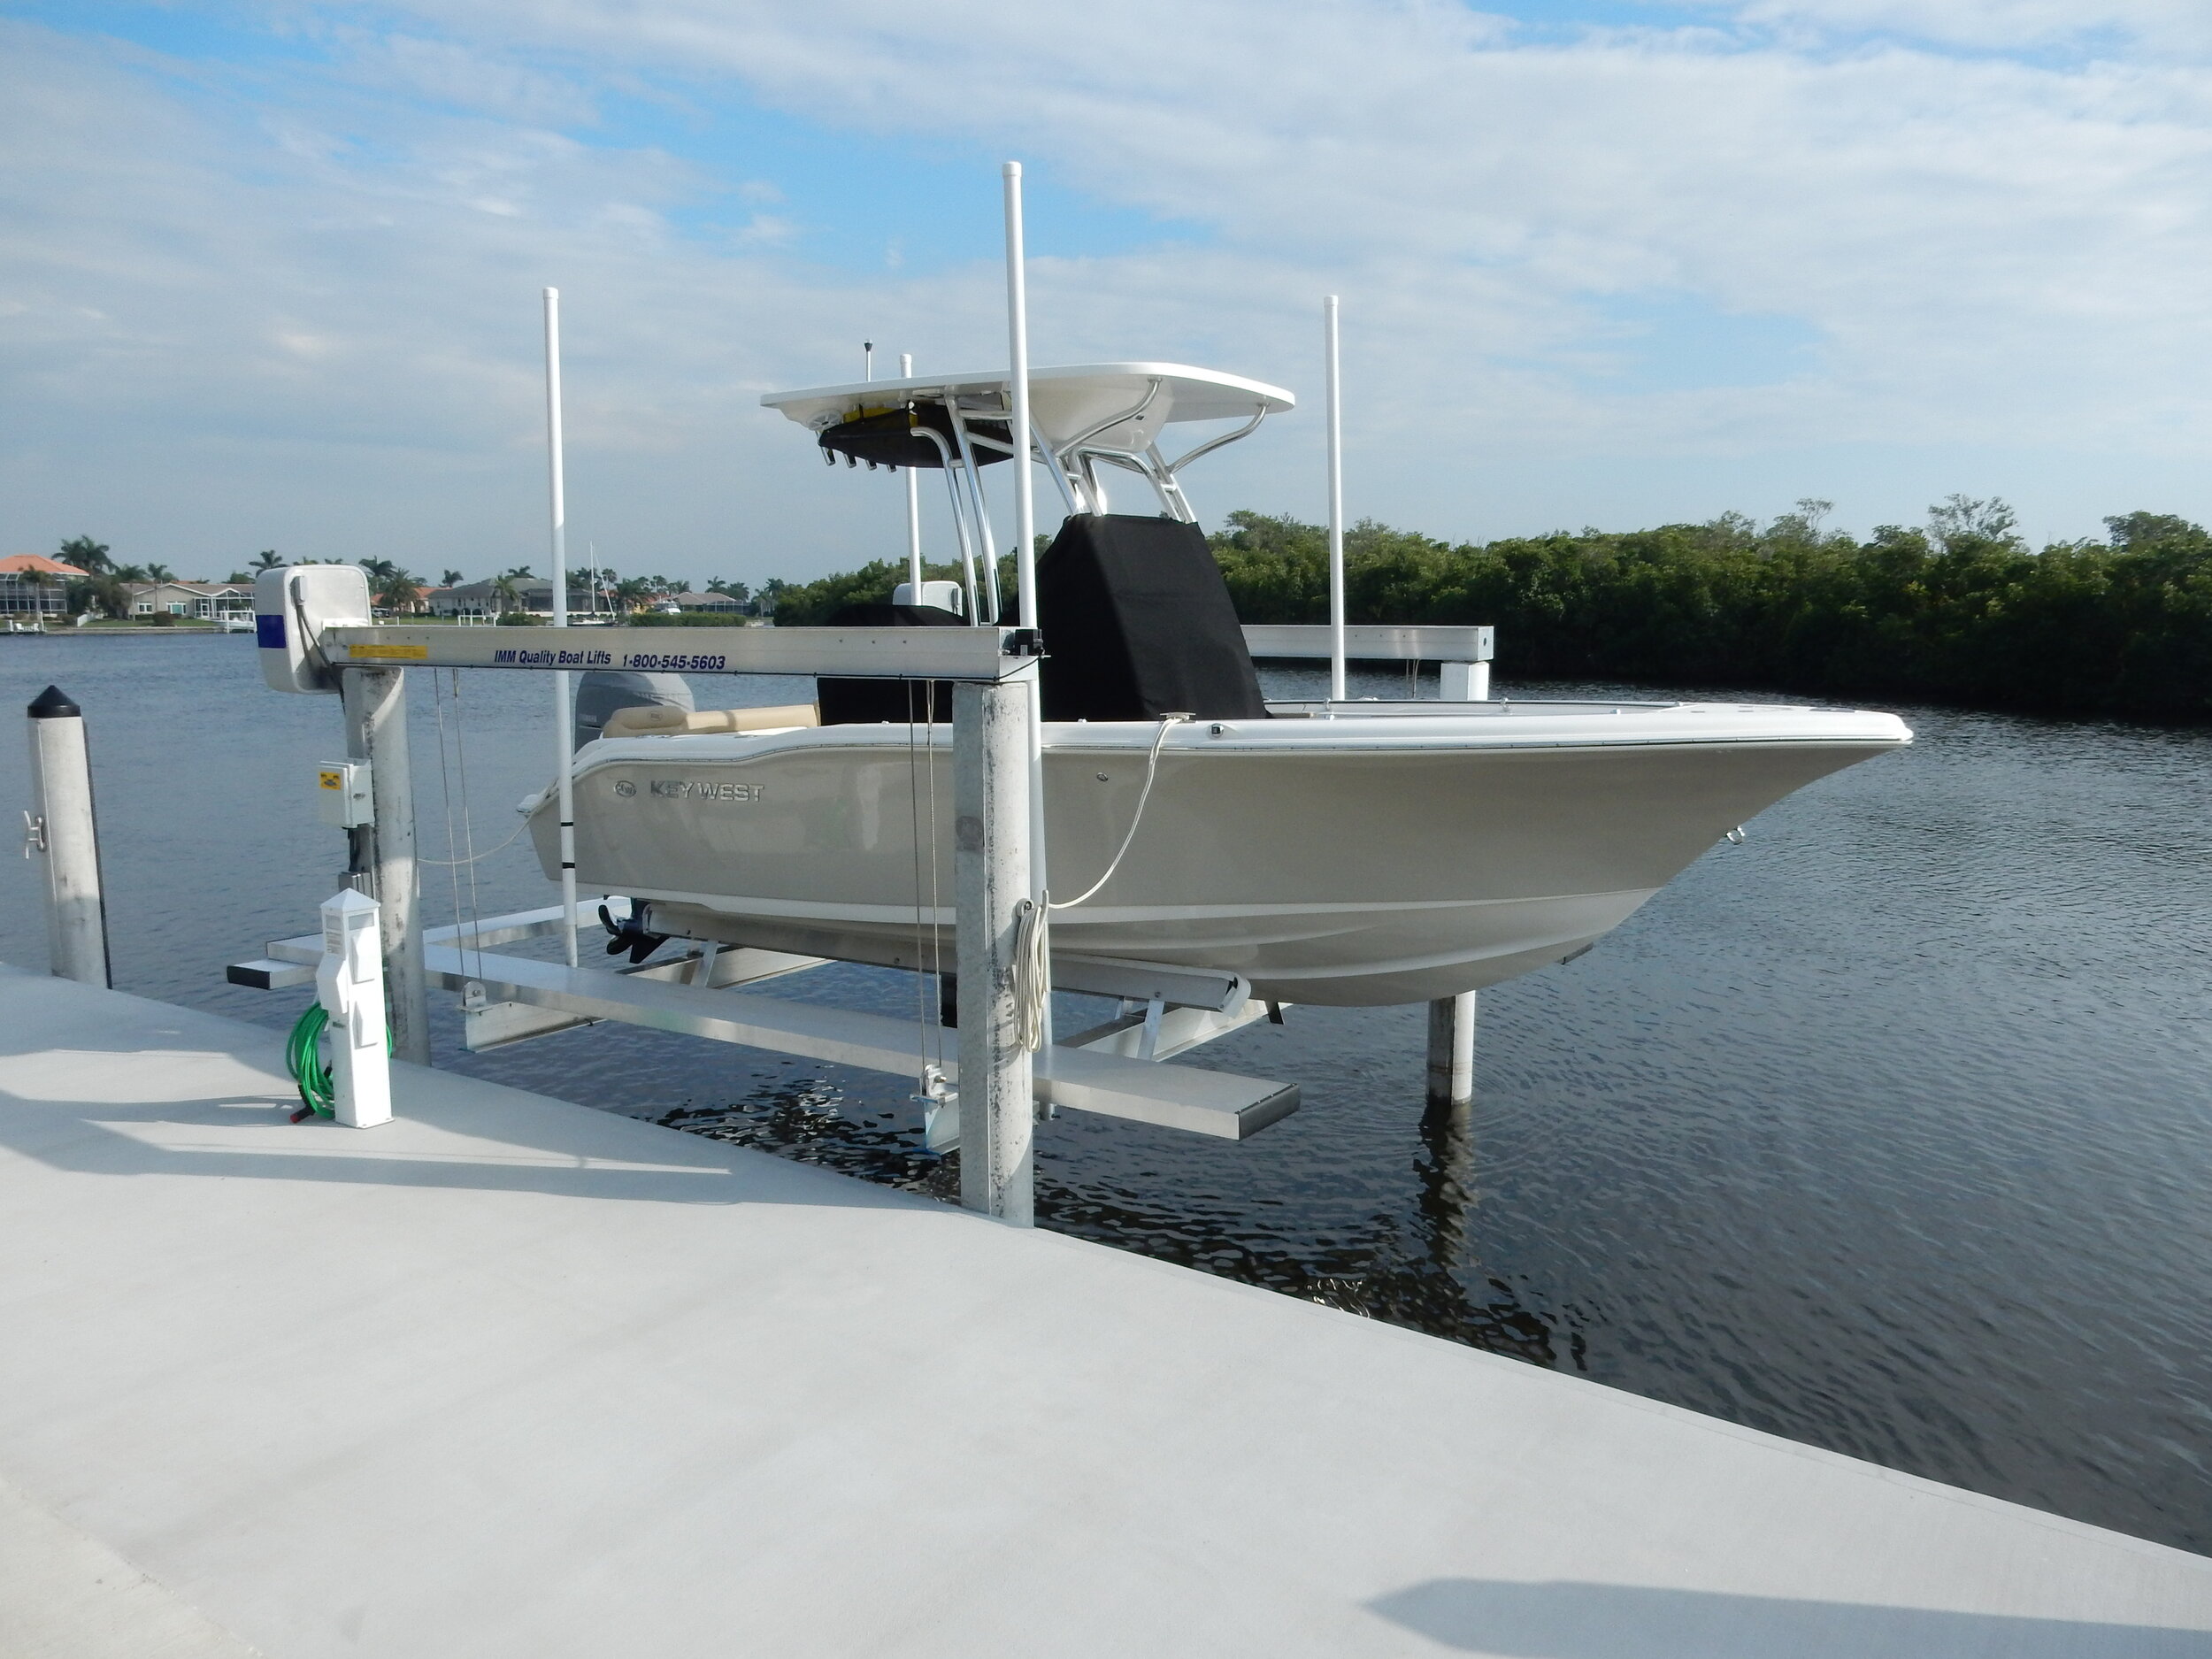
[2,633,2207,1552]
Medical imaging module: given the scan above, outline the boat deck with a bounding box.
[0,964,2206,1657]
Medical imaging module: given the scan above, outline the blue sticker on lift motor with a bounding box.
[256,613,286,649]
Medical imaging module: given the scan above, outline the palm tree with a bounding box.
[372,567,422,614]
[440,569,463,588]
[58,536,112,575]
[250,549,285,572]
[144,562,174,582]
[489,572,520,616]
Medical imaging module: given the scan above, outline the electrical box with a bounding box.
[316,760,374,828]
[257,565,373,695]
[318,887,391,1129]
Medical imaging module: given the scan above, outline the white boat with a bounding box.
[530,364,1909,1007]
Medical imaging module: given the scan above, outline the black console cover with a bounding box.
[1029,514,1268,721]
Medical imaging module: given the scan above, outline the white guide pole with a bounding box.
[902,351,923,595]
[1441,660,1491,702]
[954,674,1034,1225]
[319,887,392,1128]
[1002,160,1050,1042]
[544,286,579,968]
[24,686,110,987]
[1002,163,1038,632]
[1325,295,1347,703]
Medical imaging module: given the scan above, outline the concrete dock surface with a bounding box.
[0,964,2207,1657]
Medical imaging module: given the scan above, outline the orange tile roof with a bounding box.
[0,555,88,577]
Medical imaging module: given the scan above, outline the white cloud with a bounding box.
[341,28,595,125]
[360,3,2212,456]
[7,1,2212,580]
[1723,0,2212,54]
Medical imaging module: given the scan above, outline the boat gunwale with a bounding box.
[562,705,1914,772]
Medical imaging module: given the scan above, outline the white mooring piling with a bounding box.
[24,685,110,987]
[1425,990,1477,1107]
[340,665,429,1065]
[954,674,1036,1225]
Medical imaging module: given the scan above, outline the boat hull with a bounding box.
[530,703,1909,1005]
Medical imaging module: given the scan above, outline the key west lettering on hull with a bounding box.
[644,780,764,803]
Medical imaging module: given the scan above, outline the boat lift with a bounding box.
[223,596,1502,1219]
[221,166,1496,1225]
[227,572,1343,1225]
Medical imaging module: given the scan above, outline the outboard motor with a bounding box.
[573,670,693,750]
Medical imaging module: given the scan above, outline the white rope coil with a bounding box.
[1012,896,1049,1053]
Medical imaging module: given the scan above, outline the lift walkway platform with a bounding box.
[1,965,2208,1658]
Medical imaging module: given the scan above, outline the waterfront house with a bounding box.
[0,554,88,618]
[434,578,553,618]
[127,580,255,620]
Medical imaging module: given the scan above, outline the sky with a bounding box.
[4,1,2212,585]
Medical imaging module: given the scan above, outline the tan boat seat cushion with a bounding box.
[603,703,819,737]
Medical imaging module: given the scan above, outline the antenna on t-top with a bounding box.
[864,341,874,381]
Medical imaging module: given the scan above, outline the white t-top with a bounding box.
[762,362,1295,455]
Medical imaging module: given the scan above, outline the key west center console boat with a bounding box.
[529,363,1909,1007]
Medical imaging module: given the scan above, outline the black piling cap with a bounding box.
[27,686,79,720]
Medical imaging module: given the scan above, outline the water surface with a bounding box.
[1,633,2205,1552]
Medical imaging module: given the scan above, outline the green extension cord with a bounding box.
[285,1001,391,1121]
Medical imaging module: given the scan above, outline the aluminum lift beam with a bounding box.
[1241,623,1493,663]
[326,624,1041,682]
[243,916,1299,1141]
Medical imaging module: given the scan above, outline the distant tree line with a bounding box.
[772,497,2212,720]
[1210,497,2212,718]
[42,538,784,622]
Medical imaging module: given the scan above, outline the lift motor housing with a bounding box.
[256,565,373,695]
